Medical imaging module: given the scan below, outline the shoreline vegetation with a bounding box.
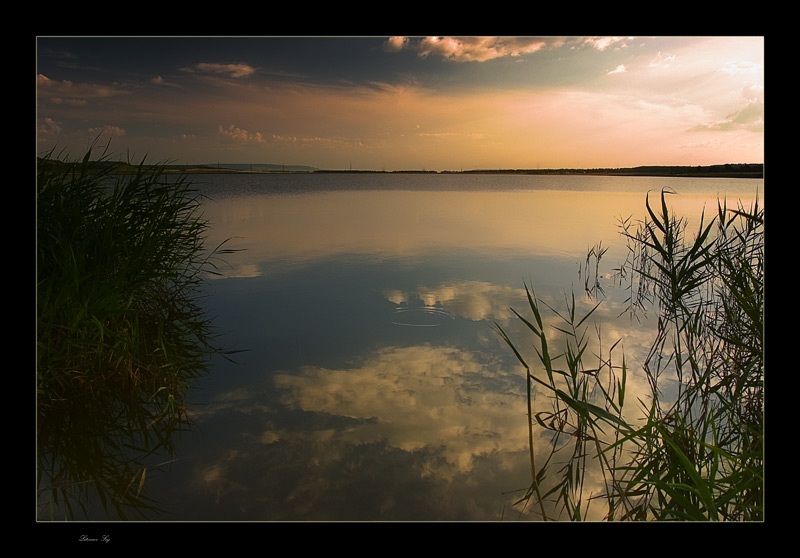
[37,148,239,520]
[41,159,763,179]
[497,189,763,520]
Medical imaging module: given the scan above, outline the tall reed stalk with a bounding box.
[37,146,237,520]
[497,189,763,521]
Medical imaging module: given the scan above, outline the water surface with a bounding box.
[139,173,762,521]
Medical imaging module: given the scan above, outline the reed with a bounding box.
[36,145,238,519]
[497,189,763,521]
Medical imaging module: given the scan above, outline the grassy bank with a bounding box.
[36,147,236,520]
[497,189,763,521]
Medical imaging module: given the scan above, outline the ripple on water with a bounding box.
[391,306,455,327]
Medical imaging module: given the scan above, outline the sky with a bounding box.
[36,36,764,171]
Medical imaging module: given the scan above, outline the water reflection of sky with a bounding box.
[141,174,761,521]
[203,189,649,277]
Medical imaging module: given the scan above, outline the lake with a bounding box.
[133,172,762,521]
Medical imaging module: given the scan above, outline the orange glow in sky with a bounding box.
[36,36,764,170]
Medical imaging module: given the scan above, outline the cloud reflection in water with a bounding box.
[274,344,528,479]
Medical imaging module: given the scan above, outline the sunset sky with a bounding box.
[36,36,764,171]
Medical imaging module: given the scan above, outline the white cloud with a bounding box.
[218,124,265,143]
[720,60,762,75]
[648,51,677,69]
[579,36,633,51]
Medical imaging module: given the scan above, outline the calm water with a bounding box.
[135,173,761,521]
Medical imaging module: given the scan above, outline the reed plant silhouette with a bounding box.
[497,189,763,521]
[37,145,238,520]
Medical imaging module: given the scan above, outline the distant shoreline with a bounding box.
[314,165,764,179]
[43,158,762,179]
[175,163,763,179]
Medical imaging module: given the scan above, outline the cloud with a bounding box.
[692,101,764,132]
[38,117,62,136]
[742,82,764,103]
[648,51,677,70]
[384,36,637,64]
[692,82,764,133]
[578,36,633,51]
[720,60,762,75]
[184,62,256,78]
[37,73,127,105]
[383,36,408,53]
[149,75,184,88]
[218,124,265,143]
[729,101,764,129]
[88,124,126,137]
[386,36,553,62]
